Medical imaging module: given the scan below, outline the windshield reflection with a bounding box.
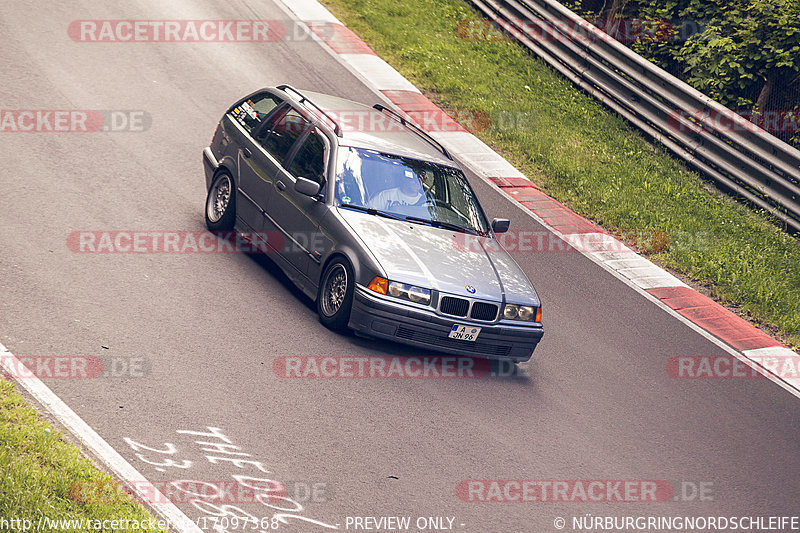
[334,146,490,234]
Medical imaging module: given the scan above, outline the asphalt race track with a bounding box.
[1,1,798,531]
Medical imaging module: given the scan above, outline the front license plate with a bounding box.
[448,324,481,342]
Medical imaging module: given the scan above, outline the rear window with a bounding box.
[230,93,282,134]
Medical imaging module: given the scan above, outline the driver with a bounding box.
[368,168,425,210]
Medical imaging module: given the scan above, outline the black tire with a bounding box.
[317,258,355,331]
[205,171,236,232]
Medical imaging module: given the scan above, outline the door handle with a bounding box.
[242,147,252,158]
[276,180,286,191]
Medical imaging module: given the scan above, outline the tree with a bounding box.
[575,0,800,143]
[673,0,800,112]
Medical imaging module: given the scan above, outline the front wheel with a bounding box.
[317,259,355,331]
[205,171,236,231]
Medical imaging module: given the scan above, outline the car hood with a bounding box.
[337,208,539,305]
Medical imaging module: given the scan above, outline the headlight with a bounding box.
[503,304,541,322]
[407,286,430,303]
[503,304,519,319]
[368,277,431,305]
[386,281,431,305]
[518,306,534,321]
[388,282,404,298]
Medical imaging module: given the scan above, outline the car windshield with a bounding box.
[334,146,490,234]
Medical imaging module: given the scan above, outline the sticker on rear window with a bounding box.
[241,100,258,120]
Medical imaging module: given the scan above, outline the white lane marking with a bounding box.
[0,342,202,533]
[273,0,800,400]
[271,2,402,111]
[436,131,526,178]
[743,346,800,390]
[338,54,421,92]
[493,191,800,400]
[582,234,687,289]
[285,0,341,23]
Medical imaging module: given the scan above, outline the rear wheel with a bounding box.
[317,259,355,331]
[205,171,235,231]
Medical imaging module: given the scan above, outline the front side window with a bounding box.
[334,146,489,234]
[256,108,313,167]
[230,93,282,134]
[287,130,326,184]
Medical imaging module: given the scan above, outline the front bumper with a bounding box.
[203,146,219,190]
[348,286,543,362]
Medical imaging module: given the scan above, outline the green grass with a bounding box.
[321,0,800,347]
[0,378,167,533]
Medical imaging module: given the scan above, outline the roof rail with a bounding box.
[276,84,342,137]
[373,104,452,160]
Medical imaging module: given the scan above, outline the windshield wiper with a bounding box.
[339,203,406,222]
[404,216,482,236]
[340,204,483,235]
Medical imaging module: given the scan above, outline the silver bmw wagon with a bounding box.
[202,85,543,362]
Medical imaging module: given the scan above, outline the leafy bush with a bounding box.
[572,0,800,146]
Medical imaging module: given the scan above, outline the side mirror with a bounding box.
[295,177,321,197]
[491,218,510,233]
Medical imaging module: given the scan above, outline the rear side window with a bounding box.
[287,130,326,184]
[230,93,282,134]
[257,108,313,166]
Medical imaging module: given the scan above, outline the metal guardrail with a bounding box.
[469,0,800,232]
